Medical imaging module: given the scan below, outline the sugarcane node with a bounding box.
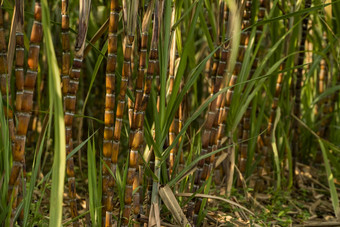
[17,113,30,134]
[105,73,115,90]
[131,131,143,150]
[242,20,251,30]
[105,212,112,226]
[65,96,76,112]
[118,79,128,98]
[106,56,117,72]
[104,111,114,125]
[102,159,112,175]
[233,62,242,75]
[67,80,79,94]
[64,113,74,126]
[226,90,233,105]
[21,94,34,113]
[108,35,118,53]
[258,7,266,18]
[25,72,38,89]
[243,10,252,19]
[30,23,43,44]
[111,146,119,163]
[27,47,40,71]
[34,3,42,21]
[61,34,70,50]
[66,158,75,175]
[109,13,119,33]
[15,52,25,70]
[124,186,133,205]
[13,141,25,162]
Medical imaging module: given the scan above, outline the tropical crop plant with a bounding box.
[0,0,340,226]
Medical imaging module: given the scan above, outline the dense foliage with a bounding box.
[0,0,339,226]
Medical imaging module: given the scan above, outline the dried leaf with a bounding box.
[159,185,190,227]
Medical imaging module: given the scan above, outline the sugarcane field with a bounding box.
[1,0,340,226]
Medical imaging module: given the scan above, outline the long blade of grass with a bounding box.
[318,139,340,218]
[41,1,66,226]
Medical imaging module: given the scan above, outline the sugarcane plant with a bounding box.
[0,0,340,226]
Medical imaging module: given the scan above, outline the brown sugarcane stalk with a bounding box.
[64,0,90,224]
[191,1,228,224]
[240,0,268,187]
[124,1,161,224]
[8,0,24,215]
[292,0,311,181]
[138,4,161,217]
[221,0,251,184]
[9,1,43,223]
[0,5,15,142]
[206,3,230,182]
[218,0,251,196]
[102,0,120,225]
[133,1,154,218]
[234,0,268,187]
[108,0,139,225]
[61,0,70,97]
[127,1,155,224]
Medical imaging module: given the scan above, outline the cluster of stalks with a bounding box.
[190,1,230,224]
[291,0,311,179]
[2,0,340,226]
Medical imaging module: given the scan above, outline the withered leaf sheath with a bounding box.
[9,1,43,222]
[102,0,119,225]
[292,0,311,180]
[0,6,15,142]
[64,0,90,224]
[192,1,228,224]
[168,4,177,177]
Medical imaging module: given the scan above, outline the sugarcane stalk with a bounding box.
[292,0,311,182]
[9,1,43,223]
[108,0,139,225]
[130,2,154,218]
[239,0,267,186]
[222,0,251,196]
[64,0,90,224]
[61,0,70,96]
[102,0,119,225]
[0,5,15,142]
[192,1,228,224]
[130,1,155,219]
[8,0,24,216]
